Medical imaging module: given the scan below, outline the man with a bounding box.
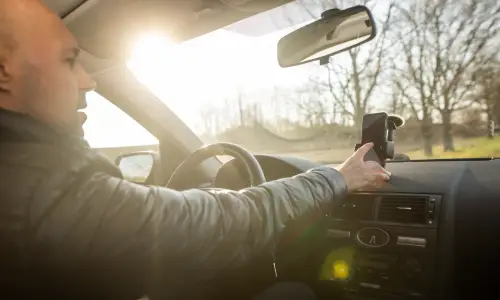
[0,0,390,299]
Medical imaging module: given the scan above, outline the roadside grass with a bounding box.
[99,137,500,167]
[406,137,500,159]
[275,137,500,163]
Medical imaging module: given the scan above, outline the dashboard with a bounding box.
[215,155,500,300]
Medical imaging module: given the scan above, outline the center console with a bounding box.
[275,193,442,300]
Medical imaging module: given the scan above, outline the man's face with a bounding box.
[0,0,96,136]
[18,39,95,137]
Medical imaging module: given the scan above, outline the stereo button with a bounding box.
[327,229,351,238]
[397,236,427,247]
[356,227,390,247]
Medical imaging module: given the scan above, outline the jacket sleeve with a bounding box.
[28,166,347,296]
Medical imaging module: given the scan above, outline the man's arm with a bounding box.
[29,165,346,296]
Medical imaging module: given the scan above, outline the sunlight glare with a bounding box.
[127,33,187,86]
[130,33,177,64]
[124,29,315,135]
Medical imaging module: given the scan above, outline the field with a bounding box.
[263,137,500,163]
[406,137,500,159]
[206,123,500,163]
[96,136,500,183]
[96,137,500,168]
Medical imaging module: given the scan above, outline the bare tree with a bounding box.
[392,0,500,153]
[198,103,229,136]
[392,76,435,156]
[235,90,246,127]
[471,61,500,126]
[305,0,396,129]
[289,83,335,128]
[387,84,409,117]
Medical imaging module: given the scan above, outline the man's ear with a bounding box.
[0,58,12,92]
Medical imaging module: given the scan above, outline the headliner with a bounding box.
[42,0,86,17]
[42,0,293,59]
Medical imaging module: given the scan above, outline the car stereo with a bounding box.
[275,193,441,300]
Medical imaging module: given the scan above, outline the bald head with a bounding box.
[0,2,18,59]
[0,0,61,59]
[0,0,95,136]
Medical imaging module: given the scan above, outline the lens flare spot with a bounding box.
[332,260,350,280]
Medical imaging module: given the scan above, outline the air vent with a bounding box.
[378,196,428,224]
[332,194,376,220]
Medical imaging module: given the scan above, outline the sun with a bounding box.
[129,33,177,64]
[126,33,192,101]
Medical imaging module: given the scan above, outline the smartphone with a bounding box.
[360,112,388,164]
[362,112,388,144]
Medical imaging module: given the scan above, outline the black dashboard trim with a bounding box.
[215,153,500,300]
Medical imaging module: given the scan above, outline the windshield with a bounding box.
[124,0,500,163]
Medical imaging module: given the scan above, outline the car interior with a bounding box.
[44,0,500,300]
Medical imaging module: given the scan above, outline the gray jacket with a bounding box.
[0,109,347,299]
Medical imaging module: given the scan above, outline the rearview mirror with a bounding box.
[277,5,376,68]
[115,151,159,184]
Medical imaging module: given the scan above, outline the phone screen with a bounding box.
[361,113,388,146]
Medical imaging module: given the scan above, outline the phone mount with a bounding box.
[355,114,405,167]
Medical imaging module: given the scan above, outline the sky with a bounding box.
[82,1,383,148]
[83,2,318,148]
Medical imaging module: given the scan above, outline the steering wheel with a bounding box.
[166,142,266,189]
[162,143,275,299]
[164,143,325,298]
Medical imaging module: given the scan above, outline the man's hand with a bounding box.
[334,143,391,192]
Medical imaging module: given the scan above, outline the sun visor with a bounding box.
[66,0,196,59]
[64,0,297,60]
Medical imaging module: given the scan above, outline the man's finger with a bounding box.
[380,173,390,181]
[369,174,390,188]
[365,161,392,177]
[378,167,391,177]
[353,142,374,159]
[368,172,389,182]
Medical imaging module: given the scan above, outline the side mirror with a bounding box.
[115,151,160,184]
[277,5,376,68]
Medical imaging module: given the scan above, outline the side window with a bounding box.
[83,92,159,180]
